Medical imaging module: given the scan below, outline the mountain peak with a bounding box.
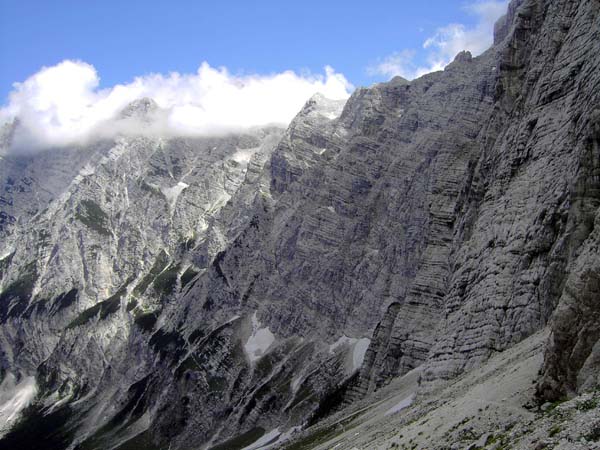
[299,93,347,121]
[118,97,160,121]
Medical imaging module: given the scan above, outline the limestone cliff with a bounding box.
[0,0,599,448]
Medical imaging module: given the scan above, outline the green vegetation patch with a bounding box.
[308,372,359,426]
[212,250,228,281]
[126,298,138,312]
[585,424,600,442]
[0,261,37,322]
[209,427,265,450]
[67,297,119,329]
[75,199,111,236]
[153,263,180,297]
[133,250,170,297]
[49,288,79,315]
[180,265,200,289]
[577,398,598,411]
[134,312,158,333]
[254,351,277,380]
[149,329,186,362]
[188,327,205,344]
[486,433,508,448]
[175,356,201,377]
[114,430,162,450]
[207,374,228,393]
[287,382,316,411]
[0,404,74,450]
[79,376,153,450]
[544,397,568,414]
[285,423,344,450]
[67,280,131,329]
[549,425,561,437]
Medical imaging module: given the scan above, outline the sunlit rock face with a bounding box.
[1,0,600,448]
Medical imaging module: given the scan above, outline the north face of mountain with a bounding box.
[1,0,600,449]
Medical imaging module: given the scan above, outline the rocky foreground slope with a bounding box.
[1,0,600,448]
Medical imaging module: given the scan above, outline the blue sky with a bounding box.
[0,0,508,149]
[0,1,508,100]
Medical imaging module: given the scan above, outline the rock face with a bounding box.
[0,0,599,448]
[425,0,600,391]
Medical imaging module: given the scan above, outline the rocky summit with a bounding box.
[1,0,600,449]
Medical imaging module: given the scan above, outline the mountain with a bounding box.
[0,0,599,448]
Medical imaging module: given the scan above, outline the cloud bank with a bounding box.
[368,0,509,80]
[0,61,352,150]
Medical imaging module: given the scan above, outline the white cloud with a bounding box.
[368,0,509,80]
[0,61,352,150]
[366,49,426,81]
[367,49,439,82]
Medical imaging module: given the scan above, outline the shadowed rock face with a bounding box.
[0,0,599,448]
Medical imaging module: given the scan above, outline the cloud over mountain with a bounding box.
[0,60,352,150]
[368,0,509,80]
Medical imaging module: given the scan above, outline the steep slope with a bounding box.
[0,104,286,448]
[423,0,600,389]
[0,0,599,448]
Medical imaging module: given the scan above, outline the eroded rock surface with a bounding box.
[0,0,599,448]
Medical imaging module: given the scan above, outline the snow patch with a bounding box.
[196,217,209,233]
[311,94,345,121]
[352,338,371,371]
[290,374,304,393]
[231,147,259,165]
[99,140,128,165]
[328,336,370,371]
[244,312,275,363]
[79,163,95,177]
[206,190,232,214]
[161,181,189,208]
[275,426,302,447]
[0,247,14,260]
[241,428,281,450]
[329,335,357,354]
[0,373,38,436]
[385,393,415,416]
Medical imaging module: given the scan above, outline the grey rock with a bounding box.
[0,0,599,448]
